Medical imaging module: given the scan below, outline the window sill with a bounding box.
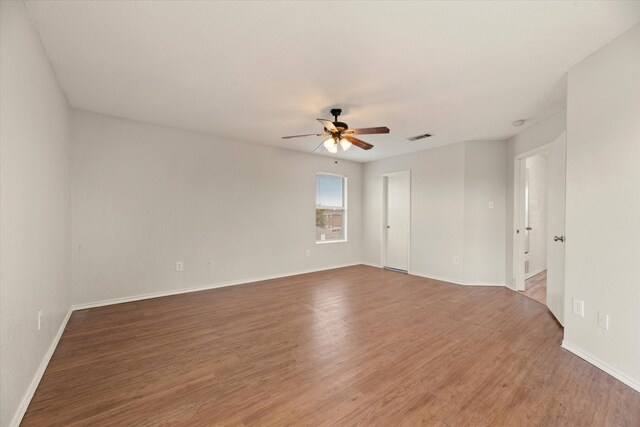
[315,239,348,245]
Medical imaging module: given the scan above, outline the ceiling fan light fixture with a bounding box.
[282,109,387,152]
[323,137,338,153]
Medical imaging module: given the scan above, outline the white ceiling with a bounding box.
[25,1,640,162]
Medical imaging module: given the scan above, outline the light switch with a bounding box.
[572,298,584,317]
[598,311,609,330]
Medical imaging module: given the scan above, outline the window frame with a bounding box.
[315,172,348,244]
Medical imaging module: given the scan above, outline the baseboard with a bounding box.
[361,262,382,268]
[562,340,640,393]
[464,281,508,287]
[10,308,73,427]
[506,279,516,291]
[525,267,547,280]
[410,271,466,286]
[358,265,506,288]
[409,270,506,287]
[72,262,362,311]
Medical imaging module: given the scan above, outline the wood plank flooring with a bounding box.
[524,270,547,305]
[22,265,640,426]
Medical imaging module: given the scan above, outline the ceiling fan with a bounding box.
[282,108,390,153]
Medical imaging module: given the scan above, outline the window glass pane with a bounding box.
[315,173,346,242]
[316,174,343,208]
[316,208,345,241]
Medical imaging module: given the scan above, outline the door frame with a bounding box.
[382,170,411,272]
[513,145,551,291]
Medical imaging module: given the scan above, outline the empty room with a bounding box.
[2,1,640,425]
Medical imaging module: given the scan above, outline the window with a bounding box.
[315,173,347,243]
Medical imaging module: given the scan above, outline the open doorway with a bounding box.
[513,132,566,325]
[522,154,548,304]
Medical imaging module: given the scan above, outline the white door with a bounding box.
[384,171,410,271]
[546,132,566,325]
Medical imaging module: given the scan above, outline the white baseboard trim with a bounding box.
[10,308,73,427]
[409,270,506,288]
[410,271,466,286]
[464,281,508,287]
[525,267,547,280]
[72,262,362,311]
[505,279,516,291]
[562,340,640,393]
[361,262,382,268]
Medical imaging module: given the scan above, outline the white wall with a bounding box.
[564,24,640,390]
[505,111,566,287]
[525,154,548,277]
[0,2,72,426]
[71,110,363,305]
[463,141,506,285]
[363,140,506,286]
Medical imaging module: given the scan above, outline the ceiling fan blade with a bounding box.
[282,133,328,139]
[346,126,390,135]
[317,118,338,133]
[344,135,374,150]
[313,142,324,153]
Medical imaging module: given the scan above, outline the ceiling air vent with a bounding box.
[407,133,432,141]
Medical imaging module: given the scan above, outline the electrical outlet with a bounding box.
[572,298,584,317]
[306,249,311,257]
[453,256,460,265]
[598,311,609,330]
[176,261,184,272]
[37,309,43,330]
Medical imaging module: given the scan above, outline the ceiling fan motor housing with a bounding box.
[332,121,348,132]
[329,108,348,131]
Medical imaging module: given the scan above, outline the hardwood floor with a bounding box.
[524,270,547,305]
[23,265,639,426]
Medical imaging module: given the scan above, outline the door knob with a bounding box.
[526,227,532,231]
[387,225,390,229]
[554,235,564,242]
